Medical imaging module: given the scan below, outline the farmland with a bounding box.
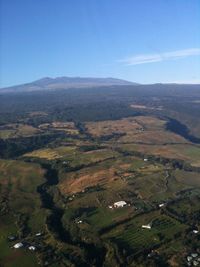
[104,211,187,253]
[85,116,188,144]
[0,85,200,266]
[0,124,41,139]
[0,160,46,267]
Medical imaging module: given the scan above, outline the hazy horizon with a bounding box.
[1,75,200,89]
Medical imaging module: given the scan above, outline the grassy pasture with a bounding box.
[85,116,187,144]
[0,129,15,139]
[134,116,166,130]
[24,146,118,168]
[120,143,200,167]
[24,146,77,160]
[60,157,170,232]
[24,148,63,160]
[0,160,48,267]
[38,121,79,135]
[59,154,176,203]
[59,155,140,194]
[120,130,187,144]
[0,215,39,267]
[1,113,199,266]
[128,171,167,200]
[174,169,200,187]
[85,117,141,137]
[63,204,134,232]
[104,211,186,252]
[0,124,40,139]
[60,148,118,168]
[59,162,121,194]
[0,159,47,231]
[86,206,134,230]
[167,196,200,218]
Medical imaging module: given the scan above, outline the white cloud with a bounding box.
[119,48,200,65]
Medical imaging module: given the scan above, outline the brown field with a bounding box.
[174,169,200,187]
[51,121,75,128]
[59,167,118,194]
[85,117,141,137]
[38,121,79,134]
[59,157,135,195]
[119,130,187,144]
[120,143,200,167]
[24,146,77,160]
[134,116,166,129]
[0,159,45,189]
[0,123,41,139]
[24,148,62,159]
[58,155,166,197]
[85,116,188,144]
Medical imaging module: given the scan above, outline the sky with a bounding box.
[0,0,200,87]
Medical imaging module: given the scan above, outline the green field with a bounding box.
[1,112,200,266]
[0,160,47,267]
[104,211,187,252]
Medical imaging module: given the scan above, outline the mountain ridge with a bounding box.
[0,76,137,93]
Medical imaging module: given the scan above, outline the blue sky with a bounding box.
[0,0,200,87]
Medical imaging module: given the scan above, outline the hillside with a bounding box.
[0,76,136,93]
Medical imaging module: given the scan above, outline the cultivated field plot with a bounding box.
[58,151,197,202]
[85,117,141,137]
[59,157,127,194]
[62,203,134,233]
[24,146,118,168]
[167,196,200,219]
[0,160,46,267]
[174,169,200,187]
[120,143,200,167]
[23,146,77,160]
[0,160,47,230]
[104,211,187,253]
[0,215,39,267]
[38,121,79,135]
[1,110,200,266]
[0,123,41,139]
[58,155,154,195]
[85,116,188,144]
[59,157,172,231]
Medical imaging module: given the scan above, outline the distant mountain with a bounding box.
[0,77,137,93]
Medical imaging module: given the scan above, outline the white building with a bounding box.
[113,201,127,208]
[143,158,148,162]
[187,256,193,262]
[159,203,165,208]
[142,224,152,229]
[35,232,42,237]
[191,253,198,258]
[28,246,36,251]
[13,242,23,249]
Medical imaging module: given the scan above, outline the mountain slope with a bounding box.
[0,77,137,93]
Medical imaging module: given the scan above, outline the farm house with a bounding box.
[113,201,127,208]
[13,242,23,249]
[28,246,36,251]
[142,223,152,229]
